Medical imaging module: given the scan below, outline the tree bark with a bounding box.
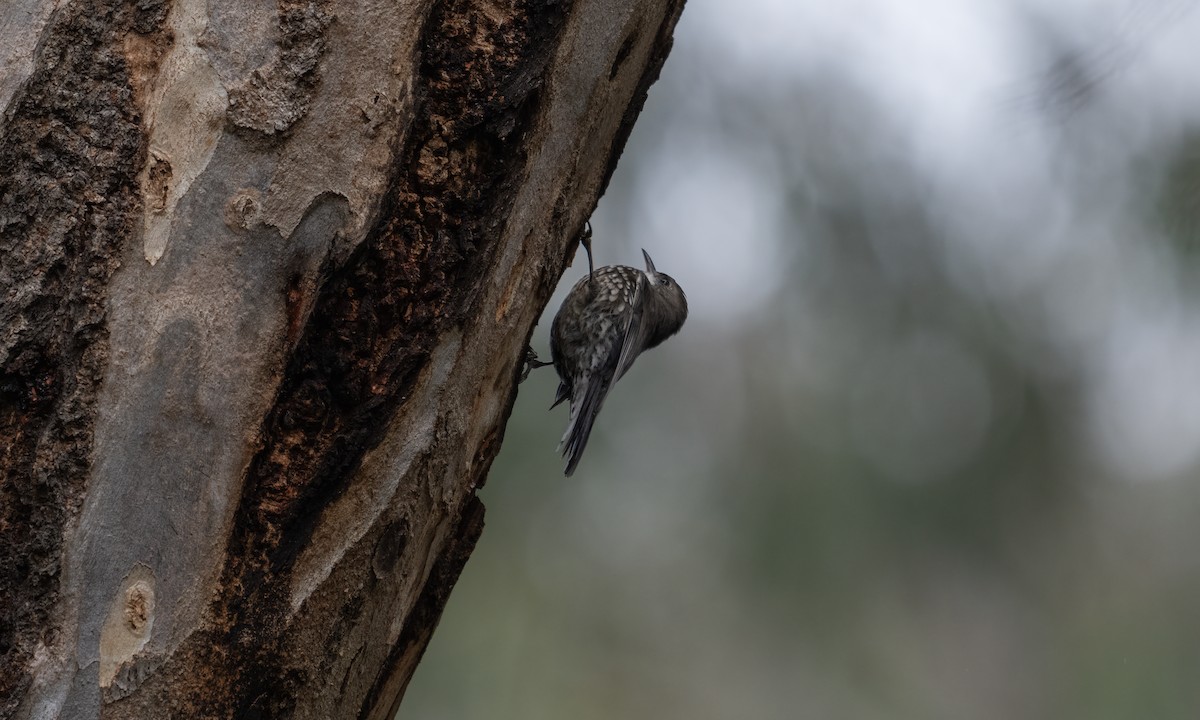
[0,0,684,716]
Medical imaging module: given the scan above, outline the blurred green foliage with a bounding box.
[401,2,1200,718]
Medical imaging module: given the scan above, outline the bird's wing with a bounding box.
[612,273,650,384]
[558,273,649,475]
[549,381,570,409]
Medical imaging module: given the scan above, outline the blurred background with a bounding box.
[403,0,1200,717]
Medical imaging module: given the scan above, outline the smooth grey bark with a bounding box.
[0,0,685,717]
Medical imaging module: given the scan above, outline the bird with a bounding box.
[530,247,688,475]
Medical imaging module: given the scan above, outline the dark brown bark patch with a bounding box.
[0,1,168,714]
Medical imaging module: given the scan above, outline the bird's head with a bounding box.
[641,249,688,339]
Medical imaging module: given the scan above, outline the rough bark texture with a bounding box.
[0,0,685,716]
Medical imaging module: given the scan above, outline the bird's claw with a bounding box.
[520,346,553,383]
[580,221,595,286]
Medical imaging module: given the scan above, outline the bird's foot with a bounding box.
[579,221,595,286]
[520,346,553,383]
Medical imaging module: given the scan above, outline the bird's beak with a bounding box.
[641,249,657,274]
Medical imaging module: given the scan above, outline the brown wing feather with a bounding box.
[556,269,647,475]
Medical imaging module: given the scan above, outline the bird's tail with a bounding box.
[558,375,607,476]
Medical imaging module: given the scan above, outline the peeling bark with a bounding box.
[0,0,686,717]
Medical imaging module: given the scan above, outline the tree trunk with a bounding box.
[0,0,684,716]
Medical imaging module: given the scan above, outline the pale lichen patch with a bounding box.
[133,0,228,265]
[99,565,156,689]
[224,187,263,230]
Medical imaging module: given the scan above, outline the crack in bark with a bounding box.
[357,496,484,720]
